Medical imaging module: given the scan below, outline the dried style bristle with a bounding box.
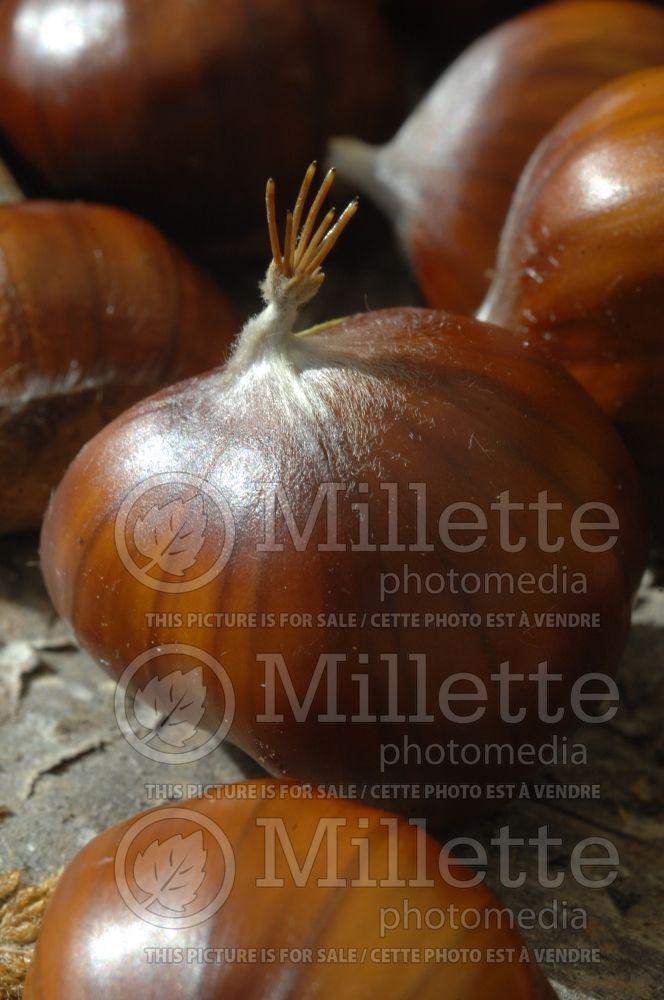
[228,164,359,372]
[224,161,403,484]
[266,163,359,281]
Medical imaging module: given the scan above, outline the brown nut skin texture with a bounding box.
[479,66,664,534]
[353,0,664,313]
[0,200,238,534]
[40,308,646,823]
[0,0,402,233]
[23,780,556,1000]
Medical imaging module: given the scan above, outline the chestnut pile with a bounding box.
[0,1,660,997]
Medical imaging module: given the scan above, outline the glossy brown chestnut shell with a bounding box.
[24,780,556,999]
[479,65,664,532]
[0,199,237,533]
[0,0,403,232]
[40,303,646,822]
[332,0,664,313]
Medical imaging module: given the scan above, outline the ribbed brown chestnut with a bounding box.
[24,780,556,999]
[40,167,646,822]
[331,0,664,313]
[0,191,237,534]
[478,66,664,531]
[0,0,402,232]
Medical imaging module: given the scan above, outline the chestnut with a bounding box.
[23,780,556,999]
[0,0,403,233]
[331,0,664,313]
[478,65,664,533]
[0,180,237,534]
[40,166,646,822]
